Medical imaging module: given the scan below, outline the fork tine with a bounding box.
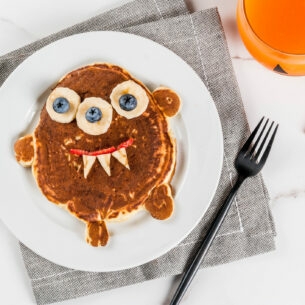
[257,123,279,165]
[240,117,264,154]
[255,121,274,159]
[249,118,269,157]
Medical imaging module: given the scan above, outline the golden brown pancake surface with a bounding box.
[14,63,181,246]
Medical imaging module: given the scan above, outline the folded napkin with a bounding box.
[0,0,276,304]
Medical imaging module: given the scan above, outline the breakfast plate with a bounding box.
[0,31,223,271]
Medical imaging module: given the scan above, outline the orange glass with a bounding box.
[237,0,305,76]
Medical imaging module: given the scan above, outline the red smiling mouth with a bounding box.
[69,138,134,156]
[69,138,134,178]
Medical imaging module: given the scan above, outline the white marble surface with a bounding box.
[1,0,305,304]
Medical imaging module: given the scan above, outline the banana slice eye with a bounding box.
[76,97,113,135]
[46,87,81,123]
[110,80,149,119]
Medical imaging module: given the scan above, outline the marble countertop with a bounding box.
[1,0,305,304]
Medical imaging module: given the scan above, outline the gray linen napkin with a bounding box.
[0,0,276,304]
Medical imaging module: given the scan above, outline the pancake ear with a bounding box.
[152,87,181,117]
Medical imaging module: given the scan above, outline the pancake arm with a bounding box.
[14,135,34,167]
[144,184,174,220]
[152,87,181,117]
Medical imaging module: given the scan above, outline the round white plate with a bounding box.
[0,31,223,272]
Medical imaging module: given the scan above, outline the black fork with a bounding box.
[169,117,279,305]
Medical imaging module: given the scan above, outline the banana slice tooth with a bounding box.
[112,148,130,170]
[97,154,111,176]
[76,97,113,136]
[110,80,149,119]
[83,155,96,178]
[46,87,80,123]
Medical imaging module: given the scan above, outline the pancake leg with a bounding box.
[144,184,174,220]
[86,221,109,246]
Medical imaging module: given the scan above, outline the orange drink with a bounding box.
[237,0,305,75]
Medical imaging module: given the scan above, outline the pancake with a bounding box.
[14,63,181,246]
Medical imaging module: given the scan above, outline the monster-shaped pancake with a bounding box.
[14,63,181,246]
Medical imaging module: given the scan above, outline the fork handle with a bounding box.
[169,176,245,305]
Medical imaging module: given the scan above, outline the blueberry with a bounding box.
[85,107,102,123]
[119,94,137,111]
[53,97,70,113]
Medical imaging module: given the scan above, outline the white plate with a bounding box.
[0,31,223,272]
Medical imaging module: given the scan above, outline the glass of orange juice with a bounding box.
[236,0,305,76]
